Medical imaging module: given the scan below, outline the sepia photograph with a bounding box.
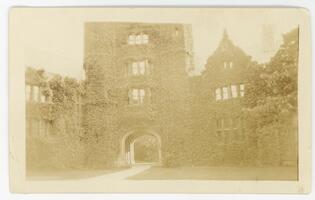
[9,7,311,193]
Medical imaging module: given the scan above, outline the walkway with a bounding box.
[89,164,151,180]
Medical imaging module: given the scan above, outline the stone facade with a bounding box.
[25,68,84,170]
[26,23,298,170]
[82,22,194,167]
[190,31,253,166]
[82,23,298,168]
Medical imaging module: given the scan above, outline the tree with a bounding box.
[243,27,299,166]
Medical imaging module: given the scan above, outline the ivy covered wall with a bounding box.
[26,25,298,170]
[26,68,85,170]
[191,28,298,167]
[83,22,193,168]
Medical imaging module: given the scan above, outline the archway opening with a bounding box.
[121,131,161,166]
[133,135,159,164]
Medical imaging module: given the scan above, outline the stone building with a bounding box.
[26,23,298,170]
[82,22,194,167]
[190,30,254,166]
[25,68,50,136]
[191,29,298,167]
[25,67,84,170]
[82,23,298,168]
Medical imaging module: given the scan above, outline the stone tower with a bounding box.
[83,22,194,168]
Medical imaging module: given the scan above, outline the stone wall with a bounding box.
[26,68,85,170]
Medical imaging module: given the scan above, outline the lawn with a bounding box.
[128,166,298,180]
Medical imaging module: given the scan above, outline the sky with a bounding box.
[19,8,301,79]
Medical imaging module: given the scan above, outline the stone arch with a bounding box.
[117,129,162,166]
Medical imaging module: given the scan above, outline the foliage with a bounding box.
[26,68,86,170]
[243,28,299,166]
[244,28,298,120]
[25,67,46,86]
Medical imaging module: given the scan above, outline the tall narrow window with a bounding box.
[222,86,229,100]
[128,35,136,44]
[135,35,142,44]
[131,62,138,75]
[139,89,145,104]
[131,89,139,103]
[229,61,233,69]
[240,84,245,97]
[130,60,150,76]
[231,85,238,98]
[130,89,145,105]
[33,86,39,102]
[138,61,146,75]
[215,88,222,100]
[223,62,227,69]
[142,34,149,44]
[26,85,31,101]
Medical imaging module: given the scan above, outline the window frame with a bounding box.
[215,83,244,101]
[216,117,243,143]
[128,33,149,45]
[231,84,238,98]
[33,86,39,102]
[26,85,31,101]
[215,88,222,100]
[142,34,149,44]
[129,88,146,105]
[135,35,142,44]
[223,62,227,69]
[129,59,150,76]
[128,34,136,45]
[222,86,229,100]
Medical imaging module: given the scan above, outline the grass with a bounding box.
[128,166,298,180]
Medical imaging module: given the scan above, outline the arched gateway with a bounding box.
[117,130,162,167]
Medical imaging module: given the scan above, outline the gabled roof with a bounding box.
[204,30,252,71]
[211,29,250,59]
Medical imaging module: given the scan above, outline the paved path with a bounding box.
[89,164,151,180]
